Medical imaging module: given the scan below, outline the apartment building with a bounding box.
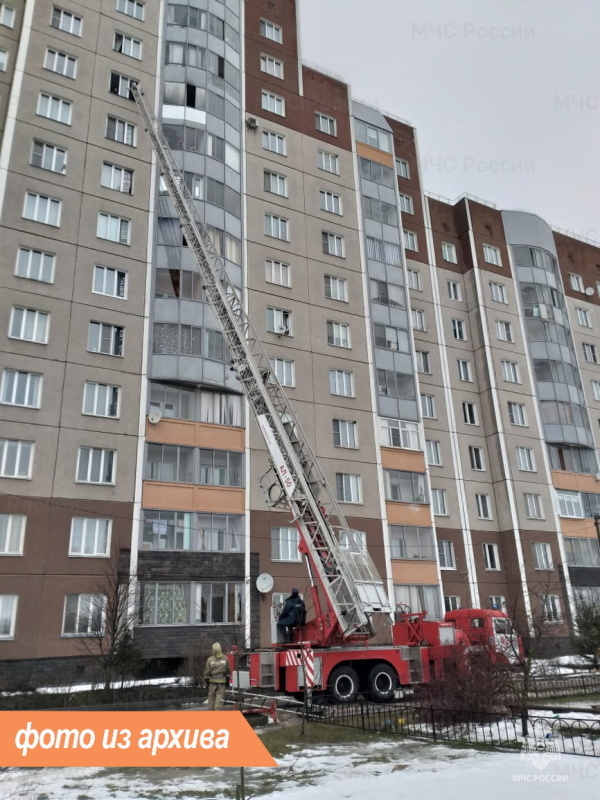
[1,0,599,683]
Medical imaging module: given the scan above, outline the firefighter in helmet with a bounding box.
[204,642,231,710]
[277,589,305,643]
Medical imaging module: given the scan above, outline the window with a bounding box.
[327,321,350,348]
[592,381,600,401]
[44,47,77,78]
[260,18,282,42]
[93,265,127,298]
[354,121,391,151]
[336,473,362,503]
[476,493,492,519]
[451,318,466,340]
[489,596,506,611]
[262,131,286,155]
[260,54,283,78]
[390,526,434,559]
[97,213,130,244]
[271,526,300,561]
[384,470,428,504]
[508,402,527,426]
[365,235,402,264]
[324,275,347,301]
[407,269,421,290]
[101,163,133,194]
[490,282,507,303]
[0,514,25,555]
[0,596,17,639]
[106,115,136,146]
[145,444,194,483]
[264,170,287,196]
[426,440,441,466]
[37,93,72,124]
[76,447,116,484]
[269,357,294,387]
[501,360,520,383]
[377,369,416,399]
[320,190,342,215]
[447,280,461,301]
[322,231,344,257]
[462,402,478,425]
[399,194,413,214]
[564,537,600,567]
[416,351,430,374]
[139,581,243,625]
[411,309,426,331]
[438,541,455,570]
[333,419,357,448]
[0,439,34,479]
[265,259,290,287]
[370,279,405,308]
[0,48,7,71]
[483,542,500,570]
[15,247,55,283]
[583,343,598,363]
[483,244,501,266]
[0,370,42,408]
[318,150,339,174]
[0,3,14,27]
[83,382,120,418]
[442,242,457,263]
[69,518,111,557]
[261,90,285,116]
[264,213,288,240]
[9,308,49,344]
[395,158,410,178]
[110,71,136,99]
[556,491,584,518]
[543,595,561,623]
[403,230,418,251]
[51,6,82,35]
[496,320,514,342]
[31,141,67,174]
[373,324,409,353]
[329,369,354,397]
[114,32,142,59]
[23,192,61,226]
[516,446,535,472]
[88,322,124,356]
[457,360,472,382]
[380,418,420,450]
[469,446,485,471]
[432,488,447,516]
[266,307,291,336]
[117,0,145,20]
[533,541,553,570]
[525,493,543,519]
[576,308,591,327]
[444,596,461,612]
[569,273,585,292]
[63,594,105,636]
[142,510,243,553]
[420,394,435,418]
[315,112,336,136]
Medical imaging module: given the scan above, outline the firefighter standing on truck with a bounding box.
[204,642,231,710]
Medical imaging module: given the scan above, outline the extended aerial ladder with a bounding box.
[132,83,392,646]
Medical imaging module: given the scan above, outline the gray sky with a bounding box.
[299,0,600,240]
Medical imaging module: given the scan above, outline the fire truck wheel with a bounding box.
[328,665,359,703]
[367,663,398,703]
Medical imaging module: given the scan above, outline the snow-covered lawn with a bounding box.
[0,736,596,799]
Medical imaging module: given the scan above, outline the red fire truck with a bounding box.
[132,85,521,704]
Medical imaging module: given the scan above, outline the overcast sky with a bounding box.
[299,0,599,240]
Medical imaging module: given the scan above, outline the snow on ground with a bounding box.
[0,736,596,800]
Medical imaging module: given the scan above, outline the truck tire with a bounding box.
[367,663,398,703]
[328,665,359,703]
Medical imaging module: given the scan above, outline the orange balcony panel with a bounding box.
[142,482,245,513]
[146,418,244,451]
[381,447,426,473]
[386,502,432,526]
[559,518,598,539]
[356,141,394,168]
[391,560,439,585]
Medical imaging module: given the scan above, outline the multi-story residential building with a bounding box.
[1,0,599,683]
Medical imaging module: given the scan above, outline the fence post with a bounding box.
[360,699,365,732]
[520,706,529,738]
[430,707,437,742]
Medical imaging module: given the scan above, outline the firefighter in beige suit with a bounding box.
[204,642,231,710]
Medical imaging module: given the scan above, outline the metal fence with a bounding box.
[307,702,600,757]
[526,674,600,699]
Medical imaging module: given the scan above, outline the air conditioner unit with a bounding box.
[246,116,258,129]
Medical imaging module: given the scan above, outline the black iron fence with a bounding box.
[525,674,600,699]
[307,702,600,757]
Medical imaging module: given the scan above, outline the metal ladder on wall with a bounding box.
[131,83,392,638]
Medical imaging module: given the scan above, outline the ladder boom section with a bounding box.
[132,84,392,637]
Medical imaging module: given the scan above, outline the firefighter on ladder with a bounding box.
[204,642,231,710]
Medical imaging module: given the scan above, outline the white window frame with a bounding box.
[62,594,106,636]
[0,370,42,408]
[322,231,345,257]
[44,47,77,78]
[426,439,442,466]
[420,394,435,418]
[101,162,134,194]
[0,48,7,71]
[516,446,536,472]
[22,192,61,226]
[264,170,287,197]
[37,92,72,124]
[495,319,514,343]
[462,402,478,426]
[476,493,492,520]
[0,514,26,555]
[583,342,598,363]
[556,491,584,518]
[261,90,285,116]
[324,275,347,302]
[534,542,553,571]
[31,140,67,173]
[451,318,466,340]
[93,265,127,298]
[260,53,283,78]
[407,269,421,291]
[271,526,300,562]
[336,473,362,504]
[264,213,289,241]
[469,445,485,471]
[592,380,600,401]
[97,212,131,244]
[266,307,292,336]
[318,150,339,174]
[113,31,142,60]
[110,71,136,99]
[319,190,342,215]
[15,247,55,283]
[502,360,520,383]
[380,419,420,450]
[438,540,455,570]
[76,447,116,485]
[0,3,15,28]
[117,0,145,21]
[543,595,561,623]
[82,382,121,418]
[457,359,472,382]
[447,280,461,301]
[0,595,17,639]
[315,112,337,136]
[569,273,585,292]
[411,309,426,331]
[508,402,527,426]
[432,488,447,516]
[329,369,354,397]
[395,158,410,178]
[483,542,500,571]
[262,130,286,155]
[490,282,507,303]
[260,18,283,43]
[441,242,457,263]
[333,419,358,449]
[269,357,295,387]
[525,494,543,519]
[0,439,34,479]
[576,307,591,328]
[87,321,124,356]
[265,259,290,287]
[8,307,49,344]
[327,320,351,348]
[106,115,137,146]
[416,350,430,374]
[399,194,414,214]
[69,517,112,557]
[51,6,82,36]
[403,229,418,251]
[483,244,502,266]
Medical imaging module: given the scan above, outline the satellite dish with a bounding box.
[256,573,274,594]
[148,409,162,425]
[585,287,595,296]
[277,325,288,335]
